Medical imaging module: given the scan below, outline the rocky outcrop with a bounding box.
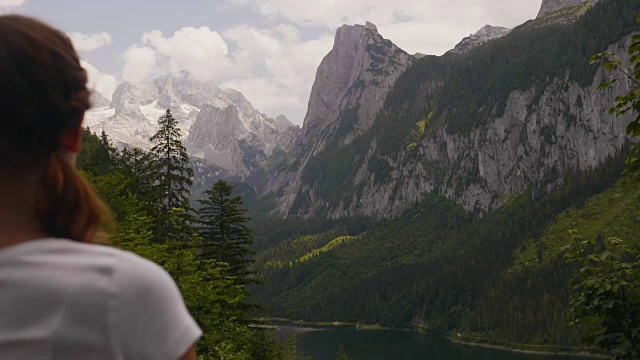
[302,21,414,147]
[297,35,635,219]
[536,0,599,18]
[449,25,511,54]
[274,115,295,132]
[186,105,246,174]
[263,21,414,215]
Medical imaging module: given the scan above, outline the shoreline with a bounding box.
[263,318,610,358]
[449,338,608,359]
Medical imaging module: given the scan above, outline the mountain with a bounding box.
[84,73,298,175]
[274,115,295,132]
[89,91,110,108]
[449,25,511,54]
[258,0,637,220]
[251,0,640,347]
[263,21,415,216]
[537,0,600,18]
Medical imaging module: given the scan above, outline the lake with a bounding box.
[276,325,597,360]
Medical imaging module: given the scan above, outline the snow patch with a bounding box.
[140,100,167,124]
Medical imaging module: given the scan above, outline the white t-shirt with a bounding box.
[0,238,202,360]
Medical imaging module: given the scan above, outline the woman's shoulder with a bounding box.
[26,239,175,292]
[108,246,177,294]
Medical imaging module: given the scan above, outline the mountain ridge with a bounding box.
[258,0,638,219]
[84,73,298,175]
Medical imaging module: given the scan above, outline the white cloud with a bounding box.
[0,0,26,6]
[120,25,332,123]
[122,46,157,83]
[0,0,26,13]
[121,27,235,83]
[227,0,541,55]
[220,25,333,121]
[119,0,542,123]
[81,60,117,100]
[68,32,113,52]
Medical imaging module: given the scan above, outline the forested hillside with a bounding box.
[252,152,639,348]
[76,118,306,360]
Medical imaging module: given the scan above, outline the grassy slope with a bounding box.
[515,183,640,269]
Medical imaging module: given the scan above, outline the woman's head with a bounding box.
[0,15,108,243]
[0,15,89,163]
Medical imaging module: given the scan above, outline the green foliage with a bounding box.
[287,0,640,217]
[79,131,297,359]
[198,180,255,286]
[298,236,357,263]
[252,155,628,346]
[562,17,640,359]
[77,128,115,176]
[564,232,640,360]
[150,109,195,235]
[591,33,640,184]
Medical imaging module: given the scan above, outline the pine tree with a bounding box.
[114,147,161,220]
[149,109,195,238]
[197,179,255,286]
[77,128,114,176]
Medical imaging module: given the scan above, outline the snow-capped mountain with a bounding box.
[84,73,299,175]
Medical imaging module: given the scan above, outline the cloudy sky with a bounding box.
[1,0,541,124]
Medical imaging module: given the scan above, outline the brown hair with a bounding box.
[0,15,109,243]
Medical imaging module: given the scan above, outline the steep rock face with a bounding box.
[186,105,246,174]
[300,34,635,219]
[302,21,414,147]
[267,0,639,219]
[537,0,599,18]
[264,22,414,214]
[450,25,511,54]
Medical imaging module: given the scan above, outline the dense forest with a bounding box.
[251,2,640,356]
[253,153,636,343]
[77,111,309,360]
[74,1,640,358]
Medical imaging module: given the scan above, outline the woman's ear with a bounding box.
[61,126,82,154]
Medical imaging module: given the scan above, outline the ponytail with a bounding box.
[38,152,111,243]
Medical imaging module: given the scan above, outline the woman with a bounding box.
[0,15,201,360]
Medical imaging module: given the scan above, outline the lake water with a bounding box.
[276,326,596,360]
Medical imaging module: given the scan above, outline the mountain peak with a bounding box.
[476,24,508,36]
[536,0,599,19]
[304,22,413,140]
[274,115,295,132]
[449,24,511,54]
[365,21,378,31]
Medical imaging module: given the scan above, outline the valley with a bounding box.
[76,0,640,357]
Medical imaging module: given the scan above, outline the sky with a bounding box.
[0,0,541,125]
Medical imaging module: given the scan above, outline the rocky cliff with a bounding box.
[263,21,414,215]
[262,0,638,219]
[301,21,414,149]
[537,0,599,18]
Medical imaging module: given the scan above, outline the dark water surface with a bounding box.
[277,326,596,360]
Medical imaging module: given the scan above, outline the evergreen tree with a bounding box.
[197,179,255,286]
[114,147,161,221]
[77,128,114,176]
[149,109,195,238]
